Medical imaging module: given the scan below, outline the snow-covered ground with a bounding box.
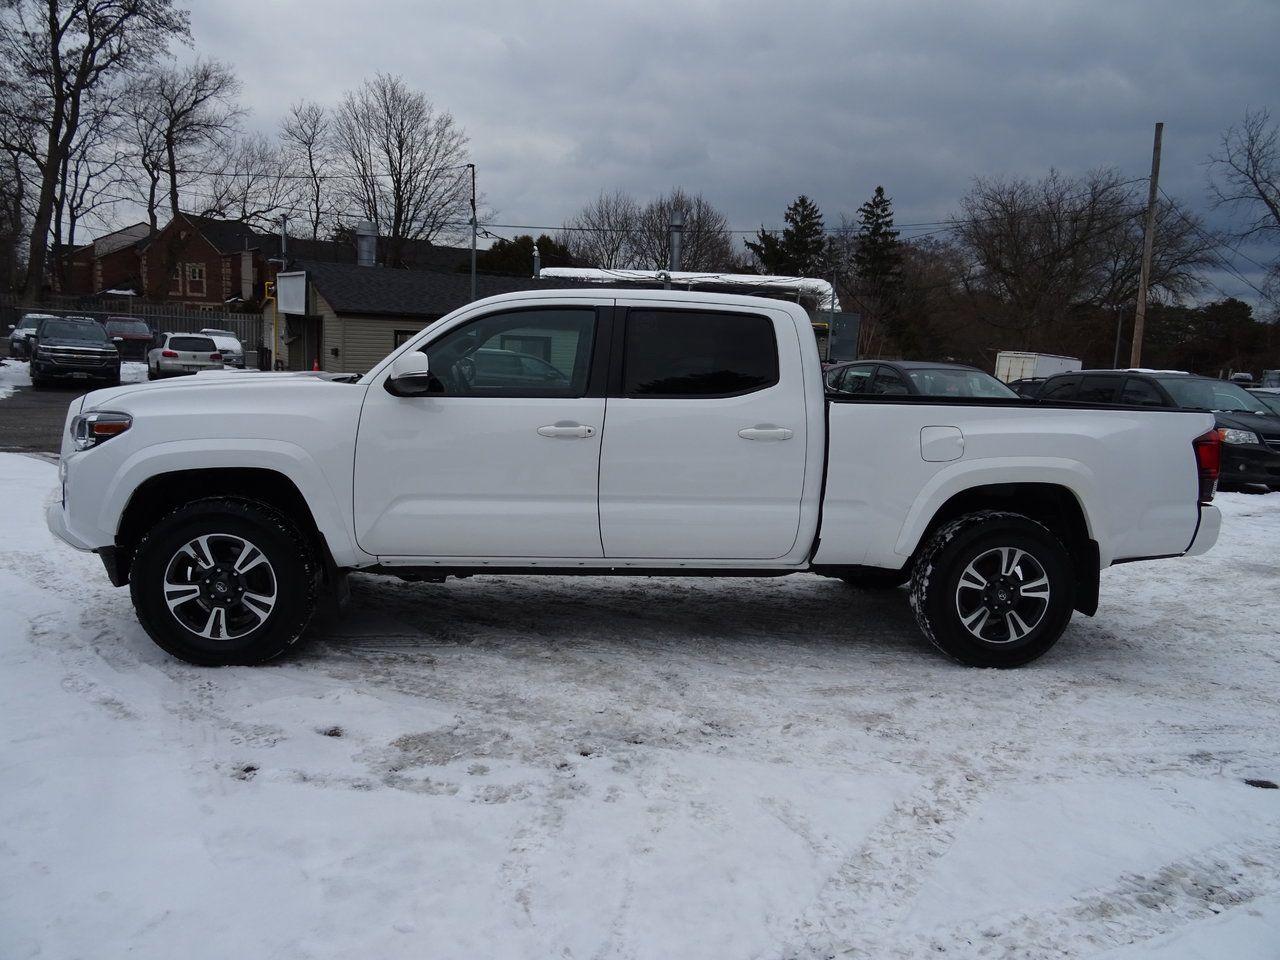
[1,452,1277,960]
[0,358,149,398]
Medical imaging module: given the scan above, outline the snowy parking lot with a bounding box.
[1,451,1278,959]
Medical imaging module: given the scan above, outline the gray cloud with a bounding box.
[189,0,1278,298]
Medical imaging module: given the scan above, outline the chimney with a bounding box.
[355,220,377,267]
[532,242,541,279]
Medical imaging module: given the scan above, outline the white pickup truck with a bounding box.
[49,289,1223,668]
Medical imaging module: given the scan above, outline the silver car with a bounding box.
[8,313,59,358]
[147,333,225,379]
[199,327,246,368]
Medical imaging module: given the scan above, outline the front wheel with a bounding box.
[129,497,320,665]
[909,511,1075,668]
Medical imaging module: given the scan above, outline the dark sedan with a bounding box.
[825,360,1020,399]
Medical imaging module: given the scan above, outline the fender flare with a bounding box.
[892,457,1105,562]
[100,439,374,568]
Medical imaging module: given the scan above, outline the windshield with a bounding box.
[39,320,108,342]
[1156,377,1269,415]
[105,319,150,335]
[905,368,1018,399]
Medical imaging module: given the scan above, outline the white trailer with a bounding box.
[995,351,1082,383]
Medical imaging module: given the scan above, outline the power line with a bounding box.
[1156,185,1277,305]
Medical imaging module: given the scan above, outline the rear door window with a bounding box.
[623,310,778,397]
[870,366,912,396]
[1076,375,1121,403]
[832,365,874,394]
[1120,377,1166,406]
[1039,376,1080,400]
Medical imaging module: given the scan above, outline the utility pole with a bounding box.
[669,209,684,273]
[467,163,477,302]
[1129,122,1163,368]
[274,214,288,371]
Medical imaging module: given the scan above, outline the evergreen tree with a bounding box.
[475,234,573,276]
[853,186,902,293]
[851,186,905,354]
[746,195,827,276]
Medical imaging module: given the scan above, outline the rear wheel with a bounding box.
[129,497,320,666]
[909,511,1075,668]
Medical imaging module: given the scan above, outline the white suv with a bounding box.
[147,333,225,379]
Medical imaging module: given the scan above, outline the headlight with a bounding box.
[70,411,132,450]
[1218,428,1259,445]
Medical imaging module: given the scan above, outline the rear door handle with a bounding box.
[738,424,793,441]
[537,421,596,439]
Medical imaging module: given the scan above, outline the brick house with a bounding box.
[57,222,149,295]
[136,213,274,309]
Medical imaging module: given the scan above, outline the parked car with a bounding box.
[198,328,245,368]
[1229,372,1255,386]
[825,360,1019,399]
[28,316,121,387]
[1248,389,1280,417]
[1261,370,1280,388]
[50,290,1222,669]
[7,313,59,359]
[103,317,154,361]
[147,333,224,379]
[1037,370,1280,491]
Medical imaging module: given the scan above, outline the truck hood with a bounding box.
[1214,410,1280,434]
[80,369,359,412]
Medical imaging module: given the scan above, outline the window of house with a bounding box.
[622,310,778,397]
[186,263,206,297]
[394,329,419,348]
[169,267,182,295]
[421,308,596,397]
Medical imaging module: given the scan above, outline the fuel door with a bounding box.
[920,425,964,462]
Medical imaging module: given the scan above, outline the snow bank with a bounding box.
[2,453,1278,959]
[0,359,148,399]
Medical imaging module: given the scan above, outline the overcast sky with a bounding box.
[190,0,1278,302]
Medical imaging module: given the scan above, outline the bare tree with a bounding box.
[630,188,735,271]
[559,190,641,269]
[280,100,331,240]
[0,149,26,291]
[1092,196,1216,311]
[200,133,299,230]
[118,75,168,230]
[0,0,189,298]
[1208,108,1280,291]
[331,73,470,263]
[955,169,1145,347]
[51,93,124,278]
[144,58,243,221]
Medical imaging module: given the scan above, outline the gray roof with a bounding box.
[296,260,566,319]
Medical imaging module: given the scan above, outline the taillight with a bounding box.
[1192,429,1220,504]
[161,349,178,358]
[210,352,222,361]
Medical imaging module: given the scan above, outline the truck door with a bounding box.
[353,304,609,558]
[598,305,809,560]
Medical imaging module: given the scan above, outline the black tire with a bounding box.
[909,511,1075,668]
[129,497,320,666]
[30,375,46,390]
[839,566,912,589]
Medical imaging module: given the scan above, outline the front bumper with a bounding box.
[1221,443,1280,487]
[46,497,94,551]
[33,357,121,381]
[1186,505,1221,557]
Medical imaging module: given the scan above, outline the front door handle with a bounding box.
[738,424,794,441]
[537,421,596,439]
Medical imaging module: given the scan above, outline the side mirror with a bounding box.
[112,336,124,343]
[385,351,434,397]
